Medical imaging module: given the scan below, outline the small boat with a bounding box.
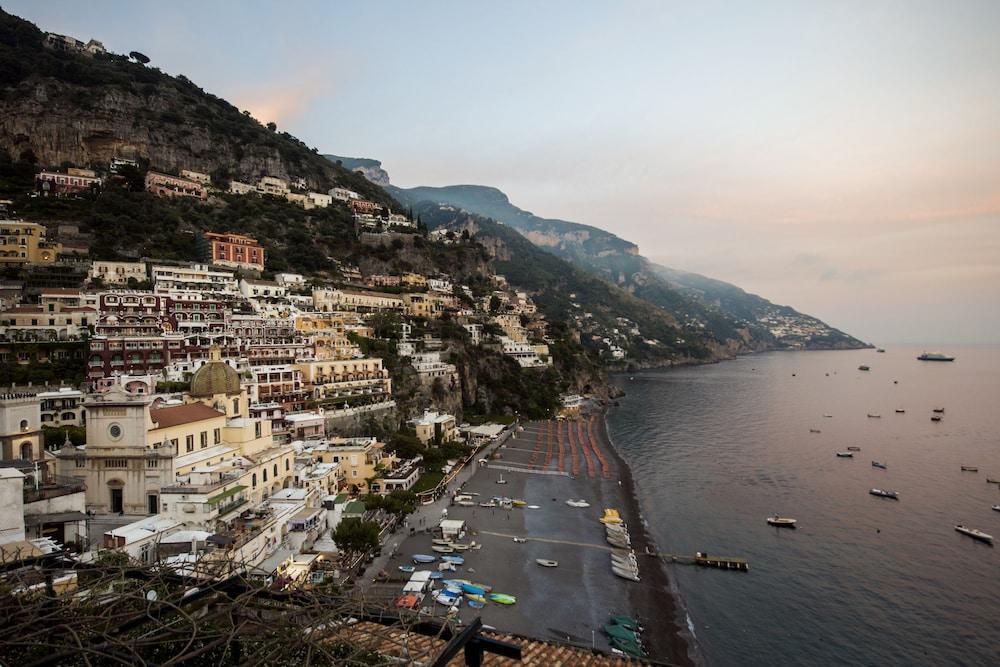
[872,461,887,469]
[604,623,639,642]
[467,599,486,609]
[512,537,526,543]
[527,504,541,509]
[955,525,993,543]
[438,561,456,572]
[931,415,942,422]
[895,409,905,413]
[479,501,496,508]
[867,413,881,418]
[918,352,955,362]
[460,582,489,596]
[535,559,559,567]
[847,446,862,451]
[612,565,640,581]
[398,565,415,573]
[495,474,507,485]
[836,451,854,458]
[566,499,591,508]
[456,500,476,507]
[611,556,637,568]
[823,413,834,418]
[600,508,623,524]
[435,591,462,605]
[511,499,527,506]
[441,555,465,564]
[961,466,978,472]
[428,571,443,580]
[859,365,870,371]
[877,348,886,353]
[465,593,487,604]
[767,516,797,528]
[432,539,452,546]
[809,428,821,434]
[489,593,517,605]
[450,543,471,551]
[431,545,455,554]
[992,505,1000,512]
[609,615,643,632]
[932,407,945,413]
[869,488,899,499]
[987,478,1000,485]
[607,536,630,548]
[412,554,437,563]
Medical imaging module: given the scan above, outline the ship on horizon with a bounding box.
[917,351,956,362]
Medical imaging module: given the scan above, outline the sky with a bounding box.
[8,1,1000,344]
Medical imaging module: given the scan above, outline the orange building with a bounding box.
[205,232,265,270]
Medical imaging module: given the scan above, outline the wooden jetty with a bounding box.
[652,550,750,572]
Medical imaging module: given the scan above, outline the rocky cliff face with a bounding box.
[323,155,391,187]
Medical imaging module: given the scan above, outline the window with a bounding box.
[273,464,278,477]
[75,459,85,468]
[146,459,158,468]
[170,438,179,453]
[104,459,127,468]
[108,423,122,439]
[200,431,208,448]
[213,428,221,444]
[263,469,268,482]
[255,422,262,438]
[185,435,194,453]
[252,473,257,488]
[232,398,239,415]
[285,459,290,471]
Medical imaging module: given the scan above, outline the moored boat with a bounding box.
[489,593,516,605]
[535,559,559,567]
[611,565,640,581]
[895,408,905,413]
[961,466,978,472]
[412,554,436,563]
[867,413,881,418]
[932,407,945,413]
[847,446,862,451]
[954,525,993,543]
[766,515,797,528]
[432,538,452,546]
[398,565,415,573]
[449,543,471,551]
[931,415,942,422]
[441,555,465,564]
[869,488,899,499]
[992,505,1000,512]
[918,352,955,361]
[872,461,887,469]
[836,451,854,458]
[987,478,1000,484]
[858,365,870,371]
[431,545,455,553]
[809,428,821,433]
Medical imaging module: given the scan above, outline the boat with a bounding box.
[460,582,490,596]
[479,501,497,508]
[766,516,797,528]
[608,615,643,631]
[412,554,437,563]
[467,599,486,609]
[847,446,862,451]
[955,525,993,543]
[961,466,978,472]
[918,352,955,362]
[435,590,462,606]
[987,478,1000,485]
[809,428,821,434]
[438,561,456,572]
[869,488,899,499]
[441,555,465,565]
[607,536,630,548]
[931,415,942,422]
[512,537,526,543]
[511,499,527,506]
[612,565,640,581]
[566,499,591,508]
[495,473,507,485]
[465,593,487,604]
[398,565,415,573]
[604,623,639,642]
[535,559,559,567]
[450,543,471,551]
[456,500,476,507]
[872,461,887,469]
[429,571,443,579]
[611,556,637,568]
[431,545,455,554]
[600,508,623,524]
[932,407,945,413]
[877,348,886,353]
[858,365,871,371]
[992,505,1000,512]
[527,504,541,509]
[836,451,854,458]
[823,413,834,418]
[432,539,453,547]
[895,409,905,413]
[489,593,517,605]
[867,413,881,418]
[611,636,647,659]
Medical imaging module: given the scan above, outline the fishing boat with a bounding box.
[932,407,945,413]
[931,415,942,422]
[869,488,899,499]
[612,565,640,581]
[566,499,591,508]
[961,466,979,472]
[847,446,862,451]
[867,413,881,418]
[512,537,526,543]
[987,478,1000,485]
[460,582,490,596]
[398,565,415,573]
[600,508,623,524]
[432,538,453,547]
[895,408,905,413]
[450,542,471,551]
[438,561,456,572]
[495,473,507,485]
[489,593,517,605]
[954,525,993,544]
[611,557,637,569]
[429,571,443,579]
[431,545,455,554]
[465,593,487,604]
[511,499,527,506]
[823,413,834,418]
[456,500,476,507]
[836,451,854,458]
[767,516,797,528]
[858,365,870,371]
[412,554,437,563]
[607,536,630,548]
[872,461,887,469]
[479,501,497,508]
[809,428,821,434]
[435,590,462,606]
[606,522,628,534]
[535,559,559,567]
[918,352,955,362]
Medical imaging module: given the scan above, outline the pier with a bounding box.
[653,551,750,572]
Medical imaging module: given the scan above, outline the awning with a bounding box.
[23,512,88,527]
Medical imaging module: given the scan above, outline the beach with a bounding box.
[363,410,693,665]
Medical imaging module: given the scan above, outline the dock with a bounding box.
[653,551,750,572]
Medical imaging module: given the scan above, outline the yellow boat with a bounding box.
[465,593,486,604]
[512,499,527,506]
[600,508,623,525]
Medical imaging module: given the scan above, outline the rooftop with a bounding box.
[150,402,225,429]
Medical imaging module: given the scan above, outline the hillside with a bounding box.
[387,183,868,350]
[0,10,386,203]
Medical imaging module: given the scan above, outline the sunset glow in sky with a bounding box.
[12,0,1000,343]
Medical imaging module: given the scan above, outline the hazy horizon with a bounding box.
[8,0,1000,345]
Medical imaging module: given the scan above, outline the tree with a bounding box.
[129,51,150,65]
[331,518,379,555]
[266,122,277,132]
[365,490,417,518]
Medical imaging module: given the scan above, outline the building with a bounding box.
[180,170,212,185]
[205,232,265,271]
[0,393,43,461]
[303,437,394,494]
[144,171,208,200]
[152,264,238,294]
[38,387,85,428]
[275,273,306,288]
[43,32,106,56]
[0,300,94,342]
[350,200,383,216]
[307,192,332,208]
[329,188,360,202]
[402,293,442,319]
[239,278,286,300]
[110,156,138,173]
[374,456,422,494]
[35,170,103,196]
[258,177,290,196]
[228,181,256,195]
[313,288,403,313]
[0,220,60,266]
[294,358,391,406]
[89,261,148,285]
[409,410,458,446]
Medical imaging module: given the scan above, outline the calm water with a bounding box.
[607,346,1000,666]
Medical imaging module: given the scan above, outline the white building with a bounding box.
[329,188,360,202]
[275,273,306,288]
[89,261,148,286]
[152,264,238,295]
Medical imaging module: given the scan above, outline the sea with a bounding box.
[607,345,1000,666]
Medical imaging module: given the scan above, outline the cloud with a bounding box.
[232,64,341,129]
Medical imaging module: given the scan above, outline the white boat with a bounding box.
[836,451,854,458]
[847,446,862,451]
[955,525,993,543]
[432,539,452,546]
[992,505,1000,512]
[611,555,637,568]
[479,501,497,508]
[431,545,455,553]
[535,559,559,567]
[512,537,526,543]
[961,466,978,472]
[872,461,887,469]
[495,474,507,485]
[867,413,881,418]
[869,488,899,499]
[823,414,834,418]
[450,543,471,551]
[456,500,476,507]
[611,565,640,581]
[565,499,591,508]
[767,516,797,528]
[895,409,905,413]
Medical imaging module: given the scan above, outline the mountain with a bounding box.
[0,11,384,202]
[323,154,391,187]
[385,184,867,351]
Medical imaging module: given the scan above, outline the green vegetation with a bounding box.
[411,471,443,494]
[42,425,85,448]
[331,517,380,555]
[363,490,417,517]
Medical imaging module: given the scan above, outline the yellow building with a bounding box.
[302,437,395,494]
[294,357,392,405]
[0,221,60,265]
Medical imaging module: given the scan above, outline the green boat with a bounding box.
[604,623,638,642]
[488,593,516,605]
[608,614,641,631]
[610,636,647,658]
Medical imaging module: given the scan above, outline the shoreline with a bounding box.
[596,406,697,666]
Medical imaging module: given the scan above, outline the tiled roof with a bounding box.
[149,402,224,428]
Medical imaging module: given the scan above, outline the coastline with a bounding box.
[596,405,698,666]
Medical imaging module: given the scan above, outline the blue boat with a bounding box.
[412,554,437,564]
[460,582,487,596]
[468,599,486,609]
[429,571,443,579]
[441,555,465,565]
[398,565,415,573]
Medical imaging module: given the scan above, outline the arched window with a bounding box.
[252,473,257,488]
[20,442,32,459]
[285,459,289,471]
[19,419,28,431]
[232,398,239,415]
[273,464,278,477]
[263,469,268,482]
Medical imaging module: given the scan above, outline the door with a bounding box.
[110,488,123,514]
[147,494,158,515]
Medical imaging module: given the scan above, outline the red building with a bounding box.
[204,232,265,270]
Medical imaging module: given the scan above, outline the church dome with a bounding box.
[189,346,241,397]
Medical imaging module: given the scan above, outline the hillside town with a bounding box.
[0,159,567,588]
